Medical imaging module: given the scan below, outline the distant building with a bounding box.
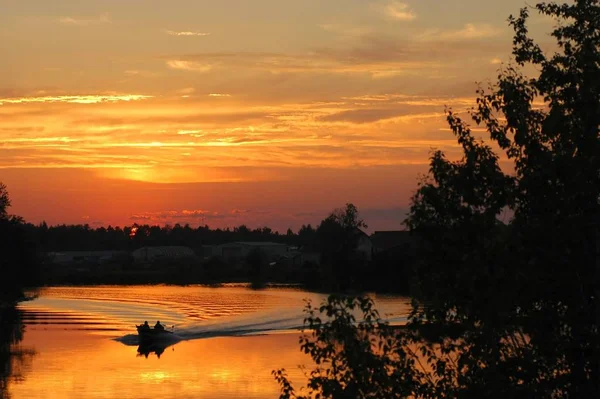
[48,251,126,265]
[370,231,413,255]
[300,250,321,265]
[132,246,196,263]
[275,250,304,268]
[199,245,219,259]
[353,228,374,261]
[217,242,289,263]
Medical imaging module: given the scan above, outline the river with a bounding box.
[4,285,410,399]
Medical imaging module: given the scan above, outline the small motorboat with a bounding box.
[136,324,174,342]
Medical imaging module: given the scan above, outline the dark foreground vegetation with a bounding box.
[0,184,39,399]
[275,1,600,397]
[2,0,598,397]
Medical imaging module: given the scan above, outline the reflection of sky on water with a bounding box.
[10,330,310,399]
[10,286,410,398]
[19,286,410,338]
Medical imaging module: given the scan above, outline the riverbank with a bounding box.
[39,260,411,295]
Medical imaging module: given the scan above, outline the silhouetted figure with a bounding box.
[154,321,164,331]
[140,321,150,330]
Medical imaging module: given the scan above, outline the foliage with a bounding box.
[273,296,420,399]
[20,222,314,253]
[404,0,600,396]
[315,204,370,291]
[246,248,269,288]
[0,183,10,221]
[0,184,40,306]
[276,1,600,397]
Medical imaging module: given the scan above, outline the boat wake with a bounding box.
[115,309,408,348]
[115,310,305,346]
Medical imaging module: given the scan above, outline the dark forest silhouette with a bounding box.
[0,185,413,292]
[0,185,38,399]
[22,221,316,252]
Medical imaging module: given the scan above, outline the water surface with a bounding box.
[7,285,409,399]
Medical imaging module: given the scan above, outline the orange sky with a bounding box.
[0,1,554,232]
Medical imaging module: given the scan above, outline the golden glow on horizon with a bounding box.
[1,0,552,229]
[0,94,465,181]
[0,94,153,105]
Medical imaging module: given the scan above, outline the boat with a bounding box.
[136,324,174,342]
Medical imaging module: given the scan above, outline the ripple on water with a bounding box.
[17,285,410,339]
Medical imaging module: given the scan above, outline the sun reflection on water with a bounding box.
[8,285,410,398]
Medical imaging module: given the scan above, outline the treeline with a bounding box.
[0,185,40,306]
[1,177,414,294]
[21,222,318,252]
[25,203,414,294]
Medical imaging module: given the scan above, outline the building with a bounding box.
[132,246,197,263]
[370,231,413,254]
[47,251,127,265]
[199,245,219,259]
[353,228,374,261]
[217,242,289,263]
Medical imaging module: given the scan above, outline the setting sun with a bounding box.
[0,0,556,232]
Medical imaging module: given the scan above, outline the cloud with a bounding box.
[208,93,231,97]
[58,13,110,26]
[319,24,372,37]
[418,23,501,41]
[165,30,211,37]
[129,209,229,225]
[167,60,212,72]
[166,50,436,78]
[360,207,410,231]
[177,88,196,95]
[0,94,152,105]
[380,1,417,21]
[127,208,282,227]
[320,108,410,124]
[230,209,251,215]
[123,70,159,78]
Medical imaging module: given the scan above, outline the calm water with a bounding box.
[6,285,410,399]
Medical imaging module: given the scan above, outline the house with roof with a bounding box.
[353,228,374,262]
[370,230,413,255]
[217,242,290,263]
[131,246,197,263]
[48,250,128,265]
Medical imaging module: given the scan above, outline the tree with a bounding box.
[327,203,368,231]
[0,183,11,220]
[0,184,40,305]
[246,248,269,288]
[316,203,369,291]
[273,297,419,399]
[275,1,600,397]
[405,1,600,395]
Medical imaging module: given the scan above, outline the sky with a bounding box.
[0,0,554,232]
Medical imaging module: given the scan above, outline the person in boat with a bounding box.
[140,321,150,330]
[154,321,165,331]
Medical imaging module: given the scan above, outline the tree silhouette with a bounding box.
[0,184,40,305]
[405,1,600,395]
[276,1,600,397]
[0,183,10,220]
